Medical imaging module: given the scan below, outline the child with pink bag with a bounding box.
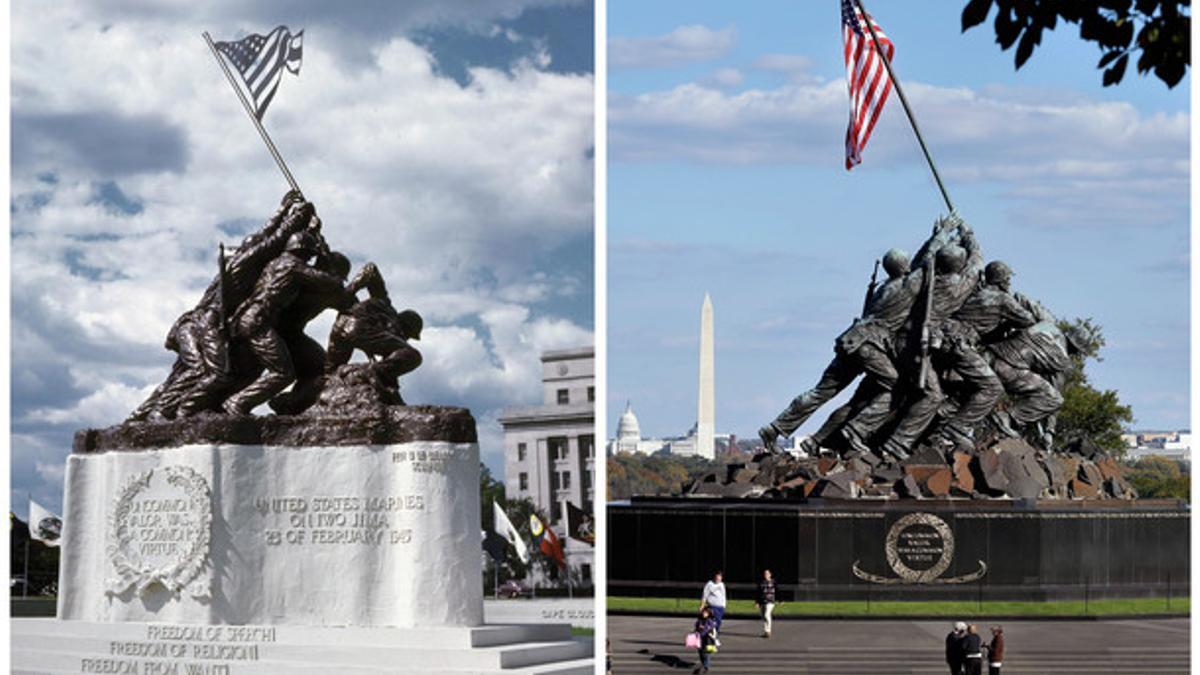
[687,606,718,673]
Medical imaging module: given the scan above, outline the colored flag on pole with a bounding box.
[214,26,304,120]
[841,0,894,170]
[493,502,530,564]
[28,500,62,547]
[565,502,594,546]
[481,529,509,564]
[529,512,566,569]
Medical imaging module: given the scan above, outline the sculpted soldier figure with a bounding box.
[986,294,1075,448]
[758,217,960,456]
[222,230,355,415]
[129,191,313,420]
[326,262,423,401]
[266,246,353,415]
[875,218,983,459]
[927,259,1036,450]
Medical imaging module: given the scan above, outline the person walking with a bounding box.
[755,569,777,638]
[945,621,966,675]
[985,626,1004,675]
[963,624,984,675]
[700,571,727,635]
[692,606,718,674]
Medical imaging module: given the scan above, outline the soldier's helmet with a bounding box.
[984,261,1013,288]
[882,248,910,277]
[398,310,423,341]
[285,231,320,256]
[935,245,967,274]
[325,251,351,280]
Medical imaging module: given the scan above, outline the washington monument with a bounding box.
[697,293,715,459]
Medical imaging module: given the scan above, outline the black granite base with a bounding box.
[608,497,1189,602]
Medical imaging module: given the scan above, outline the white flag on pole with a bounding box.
[493,502,529,564]
[28,499,62,547]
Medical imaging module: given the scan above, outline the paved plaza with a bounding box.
[608,615,1190,674]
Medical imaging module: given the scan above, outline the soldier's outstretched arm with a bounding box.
[347,263,377,295]
[959,225,984,279]
[912,214,966,270]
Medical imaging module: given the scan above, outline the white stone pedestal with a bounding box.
[58,442,484,627]
[37,412,593,672]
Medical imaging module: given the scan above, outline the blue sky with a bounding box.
[10,0,594,513]
[607,0,1189,441]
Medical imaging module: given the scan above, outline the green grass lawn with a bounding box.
[607,596,1188,618]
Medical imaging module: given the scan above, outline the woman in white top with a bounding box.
[700,571,727,634]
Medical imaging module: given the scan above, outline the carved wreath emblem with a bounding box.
[852,512,987,585]
[106,466,212,598]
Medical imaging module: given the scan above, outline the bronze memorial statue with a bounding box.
[674,212,1136,501]
[758,213,1074,461]
[128,190,423,423]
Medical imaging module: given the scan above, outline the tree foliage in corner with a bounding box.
[1054,318,1134,456]
[1123,455,1189,499]
[607,453,722,500]
[962,0,1190,88]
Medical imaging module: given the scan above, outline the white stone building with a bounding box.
[499,347,595,585]
[1125,429,1191,463]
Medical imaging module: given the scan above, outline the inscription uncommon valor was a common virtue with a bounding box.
[108,466,213,598]
[852,512,987,585]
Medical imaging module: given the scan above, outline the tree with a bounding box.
[961,0,1190,88]
[1053,318,1134,456]
[1124,455,1190,499]
[607,452,725,500]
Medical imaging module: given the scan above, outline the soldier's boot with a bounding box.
[797,436,819,456]
[989,409,1021,439]
[880,438,911,462]
[841,425,872,460]
[758,423,782,453]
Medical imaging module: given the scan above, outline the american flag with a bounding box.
[841,0,893,170]
[215,26,304,121]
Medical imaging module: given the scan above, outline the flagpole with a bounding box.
[202,31,303,196]
[851,0,954,214]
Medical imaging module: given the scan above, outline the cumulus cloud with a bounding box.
[609,25,736,68]
[10,1,593,511]
[610,78,1188,228]
[703,67,744,89]
[752,53,821,84]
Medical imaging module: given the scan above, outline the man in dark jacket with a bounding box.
[963,624,984,675]
[755,569,777,638]
[945,621,967,675]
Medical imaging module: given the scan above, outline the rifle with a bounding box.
[217,243,232,374]
[916,258,936,390]
[861,259,880,317]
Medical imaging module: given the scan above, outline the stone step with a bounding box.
[11,619,593,674]
[13,656,597,675]
[11,636,591,671]
[12,618,571,648]
[610,652,1191,674]
[12,639,593,675]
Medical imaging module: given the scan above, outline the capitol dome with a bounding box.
[616,401,641,441]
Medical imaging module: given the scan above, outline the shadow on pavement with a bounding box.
[638,648,696,670]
